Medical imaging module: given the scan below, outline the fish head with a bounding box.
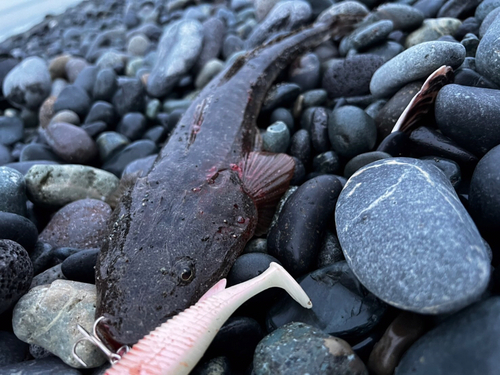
[95,168,258,347]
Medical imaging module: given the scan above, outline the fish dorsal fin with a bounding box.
[239,152,295,236]
[198,279,227,303]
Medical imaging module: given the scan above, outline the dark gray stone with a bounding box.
[365,41,404,62]
[396,297,500,375]
[0,212,38,252]
[288,53,321,91]
[0,357,82,374]
[112,78,145,117]
[85,101,116,126]
[255,321,368,375]
[420,156,461,188]
[368,4,424,31]
[413,0,447,18]
[2,57,51,110]
[102,140,158,177]
[262,122,290,154]
[0,116,23,146]
[317,231,344,268]
[370,41,465,98]
[245,1,312,49]
[53,85,91,120]
[309,107,330,153]
[121,154,157,178]
[194,17,226,73]
[329,105,377,159]
[312,151,341,174]
[61,248,99,284]
[92,68,118,102]
[476,12,500,87]
[117,112,147,141]
[344,151,391,178]
[479,7,500,38]
[147,19,203,98]
[435,84,500,156]
[0,167,27,216]
[469,145,500,232]
[0,331,28,366]
[336,158,490,314]
[0,239,33,315]
[341,20,394,54]
[438,0,482,18]
[261,83,301,113]
[289,129,311,166]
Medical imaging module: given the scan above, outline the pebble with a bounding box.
[147,19,204,98]
[85,101,116,126]
[317,231,344,268]
[121,154,157,178]
[0,240,33,315]
[369,4,425,32]
[194,17,226,73]
[476,12,500,87]
[405,18,462,48]
[61,248,99,284]
[12,280,106,368]
[96,51,127,74]
[50,110,80,127]
[341,20,394,54]
[254,322,368,375]
[479,7,500,38]
[127,34,151,56]
[112,77,145,117]
[261,83,301,113]
[454,67,498,89]
[2,57,51,110]
[289,129,311,166]
[96,132,130,162]
[309,107,330,153]
[438,0,482,18]
[254,0,280,21]
[323,55,385,99]
[0,116,23,146]
[336,158,490,314]
[412,0,445,18]
[370,41,466,98]
[25,164,119,208]
[195,59,225,89]
[0,357,82,374]
[43,122,98,164]
[262,122,290,154]
[117,112,147,141]
[65,58,88,84]
[73,65,99,97]
[366,41,405,62]
[30,264,66,289]
[92,68,118,102]
[246,1,312,49]
[268,175,342,276]
[435,84,500,156]
[0,167,27,216]
[0,144,13,165]
[270,108,294,131]
[38,199,111,249]
[0,213,38,252]
[344,151,392,178]
[52,85,92,120]
[0,331,29,366]
[469,144,500,232]
[101,139,158,176]
[328,105,377,159]
[312,151,341,174]
[421,156,461,188]
[368,312,427,375]
[81,121,108,139]
[288,53,321,91]
[396,297,500,375]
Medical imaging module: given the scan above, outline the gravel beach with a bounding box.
[0,0,500,374]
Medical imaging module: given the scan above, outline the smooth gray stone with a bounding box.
[405,18,462,48]
[0,167,27,216]
[262,122,291,153]
[396,297,500,375]
[479,7,500,38]
[30,264,66,289]
[367,3,425,31]
[147,19,203,98]
[13,280,106,368]
[245,1,312,49]
[195,59,225,89]
[340,20,394,54]
[435,84,500,156]
[475,0,500,22]
[2,57,51,110]
[437,0,482,18]
[0,357,82,374]
[476,12,500,87]
[25,165,119,208]
[370,41,465,98]
[336,158,490,314]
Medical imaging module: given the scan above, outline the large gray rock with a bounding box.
[476,11,500,87]
[396,297,500,375]
[2,57,51,110]
[370,41,465,98]
[335,158,490,314]
[12,280,106,368]
[245,1,312,49]
[25,164,119,208]
[147,19,203,98]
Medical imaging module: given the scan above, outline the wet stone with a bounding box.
[309,107,330,153]
[261,83,301,113]
[85,101,116,126]
[341,20,394,54]
[52,85,91,120]
[262,122,290,154]
[61,248,99,284]
[102,139,158,177]
[243,238,268,254]
[420,156,461,188]
[112,78,145,117]
[12,280,106,368]
[312,151,341,175]
[344,151,392,178]
[317,231,344,268]
[0,240,33,315]
[405,18,462,48]
[336,158,490,314]
[289,129,311,166]
[92,68,118,102]
[435,84,500,156]
[38,199,111,250]
[267,261,387,339]
[0,167,27,216]
[369,3,425,32]
[0,213,38,252]
[370,41,465,98]
[288,52,321,91]
[469,144,500,232]
[0,116,23,146]
[396,297,500,375]
[270,108,294,131]
[25,164,119,208]
[0,357,82,374]
[268,175,342,277]
[117,112,147,141]
[0,331,29,366]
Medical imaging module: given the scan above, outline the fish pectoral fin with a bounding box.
[239,151,295,236]
[198,279,227,303]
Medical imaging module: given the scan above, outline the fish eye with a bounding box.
[180,267,193,281]
[174,259,195,284]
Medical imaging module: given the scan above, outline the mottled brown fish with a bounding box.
[95,4,363,349]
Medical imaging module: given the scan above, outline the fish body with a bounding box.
[95,4,362,348]
[105,263,312,375]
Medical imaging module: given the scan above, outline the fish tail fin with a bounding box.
[262,262,312,309]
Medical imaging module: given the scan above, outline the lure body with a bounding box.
[105,262,312,375]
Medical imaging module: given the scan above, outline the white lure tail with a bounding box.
[105,262,312,375]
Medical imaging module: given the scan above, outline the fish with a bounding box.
[102,262,312,375]
[95,3,363,349]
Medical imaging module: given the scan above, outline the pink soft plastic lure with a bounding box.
[103,262,311,375]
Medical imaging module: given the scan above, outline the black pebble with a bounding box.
[112,77,145,117]
[0,331,28,366]
[267,175,342,277]
[269,108,294,131]
[289,129,311,166]
[261,83,301,113]
[85,101,116,126]
[0,117,23,147]
[93,68,118,102]
[61,248,99,284]
[143,126,168,144]
[102,140,158,177]
[0,212,38,252]
[53,85,92,120]
[312,151,340,175]
[19,144,61,162]
[117,112,147,141]
[81,121,108,139]
[310,107,331,153]
[0,239,33,315]
[73,65,99,97]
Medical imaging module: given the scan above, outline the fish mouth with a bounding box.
[96,314,134,351]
